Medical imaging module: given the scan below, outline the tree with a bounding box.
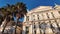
[14,2,27,34]
[0,2,27,34]
[0,8,4,25]
[1,4,13,34]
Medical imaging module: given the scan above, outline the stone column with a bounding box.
[29,15,32,21]
[32,22,35,34]
[51,20,58,28]
[35,14,38,20]
[45,21,53,34]
[40,29,44,34]
[32,29,35,34]
[40,21,46,34]
[45,27,53,34]
[51,20,59,34]
[23,15,26,22]
[43,13,48,19]
[35,22,40,34]
[29,24,33,34]
[57,19,60,27]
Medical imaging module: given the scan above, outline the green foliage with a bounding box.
[0,2,27,18]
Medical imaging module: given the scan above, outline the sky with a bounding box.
[0,0,60,22]
[0,0,60,10]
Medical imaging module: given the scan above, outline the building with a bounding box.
[22,5,60,34]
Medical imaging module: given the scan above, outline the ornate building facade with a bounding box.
[22,5,60,34]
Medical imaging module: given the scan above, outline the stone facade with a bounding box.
[22,5,60,34]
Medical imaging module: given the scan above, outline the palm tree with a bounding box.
[11,5,16,13]
[0,2,27,34]
[14,2,27,34]
[16,2,27,15]
[0,8,4,25]
[0,12,3,25]
[1,4,13,34]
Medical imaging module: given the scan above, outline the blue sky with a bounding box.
[0,0,60,22]
[0,0,60,10]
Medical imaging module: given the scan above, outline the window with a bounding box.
[34,24,36,28]
[26,27,29,34]
[33,15,35,17]
[26,16,29,21]
[38,22,41,28]
[51,12,55,18]
[34,30,36,34]
[32,15,35,21]
[46,13,49,18]
[37,14,39,20]
[58,11,60,14]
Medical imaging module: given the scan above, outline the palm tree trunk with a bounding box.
[15,18,19,34]
[2,22,8,34]
[1,16,9,34]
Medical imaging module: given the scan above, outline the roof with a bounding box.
[27,6,53,14]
